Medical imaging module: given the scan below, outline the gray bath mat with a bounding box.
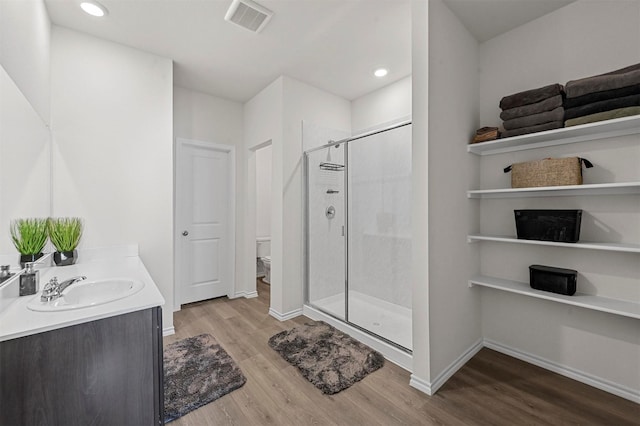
[164,334,246,423]
[268,321,384,394]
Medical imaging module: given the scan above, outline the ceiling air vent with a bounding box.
[225,0,273,33]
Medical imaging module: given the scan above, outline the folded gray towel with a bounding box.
[565,106,640,127]
[503,106,565,130]
[501,121,564,138]
[564,94,640,120]
[500,84,564,110]
[564,83,640,108]
[599,62,640,76]
[566,64,640,98]
[500,95,563,121]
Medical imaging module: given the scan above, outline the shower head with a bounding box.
[320,142,344,171]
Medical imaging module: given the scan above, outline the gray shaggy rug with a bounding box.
[164,334,246,423]
[268,321,384,394]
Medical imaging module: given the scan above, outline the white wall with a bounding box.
[478,0,640,398]
[174,87,243,145]
[173,86,245,300]
[479,0,640,127]
[0,0,50,123]
[351,75,412,133]
[427,0,481,385]
[50,27,174,330]
[255,144,272,239]
[410,0,431,387]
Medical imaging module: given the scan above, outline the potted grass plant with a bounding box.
[48,217,83,266]
[10,218,48,268]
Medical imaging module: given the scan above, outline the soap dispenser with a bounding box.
[19,262,39,296]
[0,265,14,284]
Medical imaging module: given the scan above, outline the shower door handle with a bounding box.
[342,225,345,236]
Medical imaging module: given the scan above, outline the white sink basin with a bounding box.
[27,278,145,312]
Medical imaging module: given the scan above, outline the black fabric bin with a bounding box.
[530,265,578,296]
[515,210,582,243]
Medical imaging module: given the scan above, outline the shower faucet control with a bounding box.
[325,206,336,219]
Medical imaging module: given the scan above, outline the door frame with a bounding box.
[174,137,236,311]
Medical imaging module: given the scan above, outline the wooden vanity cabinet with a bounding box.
[0,307,164,426]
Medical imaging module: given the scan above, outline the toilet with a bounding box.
[256,238,271,284]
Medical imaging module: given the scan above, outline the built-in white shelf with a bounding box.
[469,275,640,320]
[467,182,640,199]
[467,235,640,253]
[467,115,640,156]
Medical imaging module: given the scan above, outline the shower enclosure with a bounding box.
[304,122,412,351]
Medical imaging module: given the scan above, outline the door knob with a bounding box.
[182,230,189,236]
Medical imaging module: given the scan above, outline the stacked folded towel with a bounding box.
[564,63,640,127]
[499,84,565,138]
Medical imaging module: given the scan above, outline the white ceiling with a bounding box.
[45,0,412,102]
[44,0,575,103]
[443,0,575,42]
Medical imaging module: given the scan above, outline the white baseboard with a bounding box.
[162,326,175,336]
[409,338,483,396]
[229,290,259,299]
[409,338,639,404]
[430,338,484,394]
[269,307,303,321]
[484,339,640,404]
[409,374,432,395]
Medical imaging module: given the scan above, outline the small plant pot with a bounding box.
[19,253,44,269]
[53,250,78,267]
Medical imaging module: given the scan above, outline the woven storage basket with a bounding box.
[504,157,593,188]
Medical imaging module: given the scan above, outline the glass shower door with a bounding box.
[347,124,412,350]
[305,144,347,320]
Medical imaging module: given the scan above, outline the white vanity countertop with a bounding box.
[0,247,165,342]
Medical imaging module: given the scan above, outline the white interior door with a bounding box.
[176,139,235,306]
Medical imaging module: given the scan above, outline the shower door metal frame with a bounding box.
[343,145,350,322]
[304,120,412,156]
[302,142,349,321]
[303,120,412,352]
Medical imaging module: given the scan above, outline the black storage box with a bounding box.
[529,265,578,296]
[515,209,582,243]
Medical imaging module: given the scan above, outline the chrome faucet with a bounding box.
[58,276,87,292]
[41,276,87,302]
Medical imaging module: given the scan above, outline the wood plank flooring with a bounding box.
[164,280,639,425]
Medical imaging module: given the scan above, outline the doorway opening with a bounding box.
[254,142,272,290]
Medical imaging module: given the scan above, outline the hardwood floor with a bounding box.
[164,280,639,425]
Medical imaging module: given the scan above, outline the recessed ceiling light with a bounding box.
[80,1,108,17]
[374,68,388,78]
